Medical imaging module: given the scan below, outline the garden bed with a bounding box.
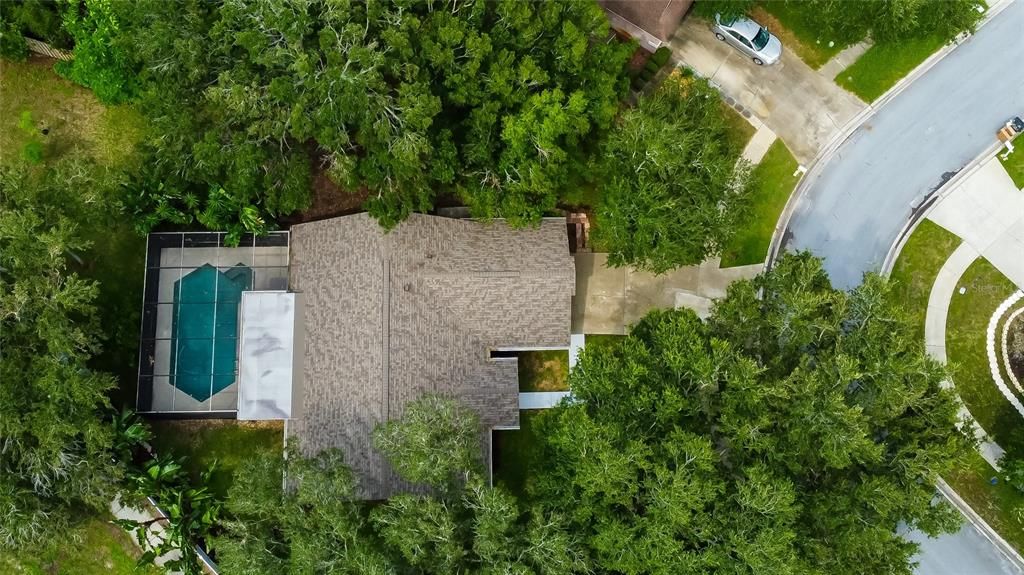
[518,350,570,392]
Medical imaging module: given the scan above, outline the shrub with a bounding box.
[651,46,672,67]
[56,0,138,104]
[639,68,654,82]
[0,17,29,61]
[644,59,659,74]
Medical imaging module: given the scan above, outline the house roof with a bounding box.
[287,213,575,499]
[599,0,693,41]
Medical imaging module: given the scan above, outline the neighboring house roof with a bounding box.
[599,0,693,42]
[288,213,575,499]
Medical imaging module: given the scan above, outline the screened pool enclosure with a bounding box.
[136,232,291,416]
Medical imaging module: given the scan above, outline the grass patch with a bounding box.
[720,140,800,267]
[149,420,284,498]
[0,55,144,168]
[946,450,1024,554]
[999,148,1024,190]
[887,220,962,338]
[721,101,756,160]
[0,516,161,575]
[835,35,946,102]
[752,3,851,69]
[519,350,570,392]
[946,258,1021,449]
[584,334,627,352]
[492,410,543,498]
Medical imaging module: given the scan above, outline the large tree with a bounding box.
[213,395,585,575]
[103,0,632,238]
[594,71,751,273]
[529,253,974,574]
[0,162,122,548]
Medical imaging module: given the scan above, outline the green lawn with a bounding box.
[720,140,800,267]
[0,55,145,169]
[0,516,162,575]
[835,35,947,102]
[999,148,1024,190]
[946,257,1022,448]
[887,220,962,338]
[149,420,284,498]
[519,350,570,392]
[752,3,852,69]
[492,410,543,498]
[946,451,1024,554]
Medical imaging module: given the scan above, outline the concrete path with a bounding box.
[741,123,777,164]
[572,254,761,334]
[783,0,1024,290]
[927,156,1024,290]
[519,391,571,410]
[921,242,1006,467]
[819,40,873,81]
[669,16,865,163]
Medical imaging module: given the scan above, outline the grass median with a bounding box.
[887,219,962,338]
[835,35,946,102]
[721,140,800,268]
[945,450,1024,554]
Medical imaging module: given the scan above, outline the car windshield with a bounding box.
[752,27,770,50]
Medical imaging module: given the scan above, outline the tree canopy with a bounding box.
[213,395,584,575]
[528,253,974,574]
[90,0,633,237]
[0,161,122,548]
[594,71,751,273]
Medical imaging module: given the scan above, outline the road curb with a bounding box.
[879,142,1002,277]
[764,0,1014,270]
[936,478,1024,570]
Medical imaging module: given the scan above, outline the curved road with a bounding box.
[782,2,1024,574]
[784,0,1024,290]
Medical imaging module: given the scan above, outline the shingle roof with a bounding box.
[599,0,693,40]
[288,213,574,499]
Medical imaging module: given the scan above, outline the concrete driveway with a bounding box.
[669,16,865,163]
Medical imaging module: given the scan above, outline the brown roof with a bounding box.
[599,0,693,40]
[288,214,574,499]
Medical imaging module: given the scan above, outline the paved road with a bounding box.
[782,2,1024,573]
[784,0,1024,290]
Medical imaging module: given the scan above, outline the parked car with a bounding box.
[713,14,782,66]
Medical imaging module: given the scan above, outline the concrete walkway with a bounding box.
[573,254,761,334]
[819,40,873,81]
[927,156,1024,290]
[740,123,777,164]
[669,16,865,163]
[922,243,1006,467]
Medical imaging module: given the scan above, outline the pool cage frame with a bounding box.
[136,231,290,418]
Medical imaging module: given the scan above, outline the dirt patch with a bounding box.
[518,350,569,392]
[284,151,370,224]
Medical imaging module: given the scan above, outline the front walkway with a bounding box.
[572,254,762,334]
[668,16,865,163]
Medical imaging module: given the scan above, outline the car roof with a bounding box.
[722,16,762,40]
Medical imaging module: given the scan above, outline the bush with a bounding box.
[651,46,672,67]
[631,76,646,91]
[644,59,659,74]
[639,68,654,82]
[0,18,29,61]
[56,0,138,104]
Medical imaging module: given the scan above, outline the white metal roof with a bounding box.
[237,291,304,420]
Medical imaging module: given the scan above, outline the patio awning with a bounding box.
[237,291,304,420]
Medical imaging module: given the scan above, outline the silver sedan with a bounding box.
[713,14,783,66]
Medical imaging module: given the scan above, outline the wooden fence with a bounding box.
[25,37,72,61]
